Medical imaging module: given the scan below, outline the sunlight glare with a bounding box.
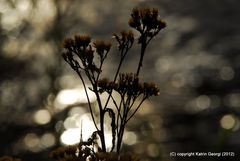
[61,128,81,145]
[55,88,96,110]
[61,113,113,149]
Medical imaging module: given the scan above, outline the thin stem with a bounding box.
[116,95,131,153]
[76,71,99,131]
[116,98,123,135]
[92,84,106,152]
[103,55,124,110]
[96,50,109,81]
[116,117,126,153]
[103,41,133,110]
[110,95,122,119]
[136,41,147,76]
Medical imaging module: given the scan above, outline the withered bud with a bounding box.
[97,78,110,87]
[157,19,167,30]
[74,35,91,47]
[132,8,140,18]
[94,40,112,53]
[141,8,151,18]
[113,30,135,50]
[105,42,112,52]
[144,82,160,96]
[127,30,134,44]
[152,8,159,18]
[129,7,166,36]
[141,8,152,27]
[97,78,116,93]
[63,38,74,49]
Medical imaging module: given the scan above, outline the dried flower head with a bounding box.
[113,30,134,51]
[98,73,160,99]
[74,35,91,48]
[93,40,112,59]
[143,82,160,97]
[117,73,141,97]
[128,7,166,39]
[97,78,117,94]
[63,38,75,49]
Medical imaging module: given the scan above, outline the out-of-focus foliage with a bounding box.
[0,0,240,161]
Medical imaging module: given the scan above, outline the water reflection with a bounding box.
[60,113,116,151]
[23,132,56,152]
[1,0,240,161]
[54,87,96,111]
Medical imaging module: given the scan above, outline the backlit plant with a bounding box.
[52,7,166,161]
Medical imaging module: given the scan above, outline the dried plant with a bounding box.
[52,7,166,161]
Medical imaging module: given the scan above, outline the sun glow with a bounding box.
[55,87,96,110]
[60,113,117,150]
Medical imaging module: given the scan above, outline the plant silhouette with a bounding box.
[51,7,166,161]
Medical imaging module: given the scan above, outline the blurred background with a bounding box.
[0,0,240,161]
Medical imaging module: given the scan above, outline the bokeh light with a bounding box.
[54,87,96,110]
[33,109,51,125]
[23,133,40,151]
[220,114,236,130]
[40,133,56,148]
[123,131,137,146]
[196,95,211,110]
[219,66,235,81]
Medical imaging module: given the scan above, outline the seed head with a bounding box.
[74,35,91,47]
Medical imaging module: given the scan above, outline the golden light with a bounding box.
[220,114,236,130]
[40,133,56,148]
[55,88,96,108]
[196,95,211,110]
[68,107,86,116]
[60,113,113,149]
[61,113,96,145]
[147,143,159,157]
[57,89,81,105]
[60,128,81,145]
[54,88,96,110]
[24,133,39,149]
[33,109,51,125]
[155,57,171,73]
[123,131,137,145]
